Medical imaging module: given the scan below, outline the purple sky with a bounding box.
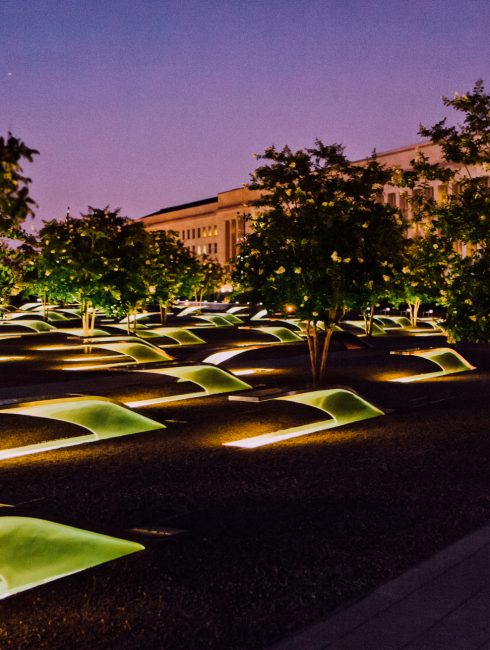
[2,0,489,226]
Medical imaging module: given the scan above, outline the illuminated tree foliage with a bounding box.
[192,255,226,303]
[235,141,405,384]
[417,80,490,340]
[146,230,199,324]
[0,133,38,305]
[387,158,454,325]
[33,208,150,335]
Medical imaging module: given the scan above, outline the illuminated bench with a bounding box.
[126,364,252,407]
[0,396,164,460]
[224,387,384,448]
[390,347,476,382]
[0,517,143,599]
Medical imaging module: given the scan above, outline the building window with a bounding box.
[187,229,190,239]
[182,230,185,240]
[203,227,207,237]
[197,245,201,255]
[213,225,218,236]
[386,192,397,207]
[192,228,195,239]
[197,227,201,238]
[214,242,218,255]
[208,225,212,236]
[438,184,448,204]
[192,245,195,253]
[399,194,409,217]
[225,219,238,262]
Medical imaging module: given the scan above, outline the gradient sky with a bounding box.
[2,0,489,226]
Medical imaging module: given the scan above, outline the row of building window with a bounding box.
[384,177,489,212]
[182,225,218,240]
[188,242,218,256]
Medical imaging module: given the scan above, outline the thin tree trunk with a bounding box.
[82,301,89,337]
[90,307,96,337]
[367,304,375,337]
[305,320,319,386]
[318,324,334,381]
[413,297,421,327]
[41,294,48,322]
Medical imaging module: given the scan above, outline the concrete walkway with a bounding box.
[272,523,490,649]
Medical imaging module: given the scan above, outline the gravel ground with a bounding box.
[0,328,488,649]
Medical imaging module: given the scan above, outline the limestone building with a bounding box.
[139,142,486,266]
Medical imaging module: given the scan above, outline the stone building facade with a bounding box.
[139,142,486,266]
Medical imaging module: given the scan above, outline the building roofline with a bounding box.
[141,142,440,219]
[353,140,433,163]
[140,196,218,220]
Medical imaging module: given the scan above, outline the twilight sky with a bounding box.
[2,0,489,225]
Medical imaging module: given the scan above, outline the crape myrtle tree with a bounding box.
[33,208,150,335]
[389,81,490,337]
[192,255,226,303]
[0,133,38,305]
[234,141,405,385]
[146,229,199,324]
[388,157,455,326]
[418,80,490,341]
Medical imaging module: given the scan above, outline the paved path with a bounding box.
[272,524,490,649]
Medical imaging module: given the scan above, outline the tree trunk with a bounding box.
[409,297,421,327]
[305,317,337,386]
[318,324,334,381]
[89,307,96,337]
[41,294,48,322]
[413,297,421,327]
[305,320,319,386]
[363,306,375,337]
[81,301,89,337]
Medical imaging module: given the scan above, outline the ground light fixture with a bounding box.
[223,387,384,448]
[0,517,143,599]
[0,396,164,460]
[390,347,476,382]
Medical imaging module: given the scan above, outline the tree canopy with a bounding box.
[0,133,38,305]
[235,141,405,383]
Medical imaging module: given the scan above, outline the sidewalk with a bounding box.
[272,523,490,649]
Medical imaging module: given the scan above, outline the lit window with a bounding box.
[208,226,212,236]
[214,225,218,235]
[438,184,448,204]
[197,245,201,255]
[203,228,207,238]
